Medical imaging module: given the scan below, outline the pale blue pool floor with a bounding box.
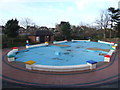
[15,41,111,66]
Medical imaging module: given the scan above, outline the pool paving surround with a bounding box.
[1,44,120,88]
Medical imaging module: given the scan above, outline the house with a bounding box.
[28,30,54,43]
[27,26,37,31]
[48,28,55,32]
[39,26,48,30]
[18,27,27,35]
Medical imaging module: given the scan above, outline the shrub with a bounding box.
[2,37,29,48]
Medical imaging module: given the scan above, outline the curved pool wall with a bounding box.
[98,40,114,45]
[26,43,49,48]
[53,40,68,44]
[7,40,116,72]
[31,64,90,72]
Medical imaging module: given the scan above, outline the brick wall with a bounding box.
[28,35,54,43]
[44,36,47,42]
[28,36,36,42]
[51,36,54,41]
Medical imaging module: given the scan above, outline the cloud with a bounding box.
[0,0,119,27]
[74,0,119,10]
[74,0,91,10]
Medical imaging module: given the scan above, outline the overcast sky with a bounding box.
[0,0,119,28]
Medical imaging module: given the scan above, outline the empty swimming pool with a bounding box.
[15,41,111,66]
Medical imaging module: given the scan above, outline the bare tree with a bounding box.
[20,18,35,29]
[96,10,111,38]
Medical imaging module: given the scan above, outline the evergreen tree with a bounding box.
[4,19,19,38]
[108,7,120,38]
[59,21,71,40]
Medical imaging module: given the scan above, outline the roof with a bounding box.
[30,30,54,36]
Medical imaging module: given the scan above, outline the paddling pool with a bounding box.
[15,41,112,66]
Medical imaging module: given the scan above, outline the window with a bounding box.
[36,36,39,41]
